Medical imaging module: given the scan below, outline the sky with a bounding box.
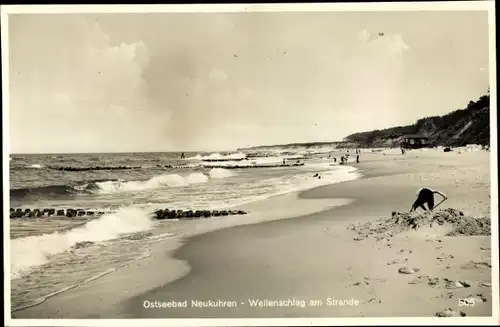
[7,9,491,153]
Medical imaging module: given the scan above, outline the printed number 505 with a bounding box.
[458,298,475,306]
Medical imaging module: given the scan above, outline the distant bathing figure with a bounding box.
[410,188,447,212]
[356,154,360,163]
[401,147,405,155]
[333,157,337,163]
[181,152,185,159]
[283,158,286,165]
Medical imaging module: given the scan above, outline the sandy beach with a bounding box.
[11,149,496,320]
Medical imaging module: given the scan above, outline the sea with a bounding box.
[8,150,361,312]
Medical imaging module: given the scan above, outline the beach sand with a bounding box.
[11,149,496,320]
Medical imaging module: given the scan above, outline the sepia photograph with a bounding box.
[2,2,498,326]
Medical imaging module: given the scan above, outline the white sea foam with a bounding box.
[86,170,236,194]
[224,165,361,208]
[27,164,44,169]
[162,164,360,210]
[187,152,247,161]
[10,207,154,279]
[92,173,207,193]
[185,172,209,184]
[208,168,237,179]
[251,146,340,156]
[278,165,361,194]
[201,156,301,167]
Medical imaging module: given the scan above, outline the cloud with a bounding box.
[209,67,228,84]
[9,12,488,153]
[9,19,412,152]
[355,29,409,57]
[9,15,168,153]
[334,30,410,130]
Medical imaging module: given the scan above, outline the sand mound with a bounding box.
[349,208,490,240]
[446,215,491,236]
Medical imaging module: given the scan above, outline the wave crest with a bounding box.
[10,207,154,279]
[208,168,236,179]
[10,170,237,200]
[187,152,247,161]
[91,172,209,194]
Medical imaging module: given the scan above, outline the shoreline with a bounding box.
[10,150,495,319]
[114,150,492,318]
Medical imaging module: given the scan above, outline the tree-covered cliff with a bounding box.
[344,91,490,148]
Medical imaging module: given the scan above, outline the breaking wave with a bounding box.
[89,172,210,194]
[10,170,239,199]
[27,164,44,169]
[208,168,236,179]
[187,152,247,161]
[10,179,119,201]
[10,207,154,279]
[11,184,80,201]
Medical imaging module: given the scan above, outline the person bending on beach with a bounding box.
[410,188,447,212]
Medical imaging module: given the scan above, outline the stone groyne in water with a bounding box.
[45,163,305,171]
[9,207,248,220]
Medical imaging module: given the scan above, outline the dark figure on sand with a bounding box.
[410,188,447,212]
[181,152,185,159]
[356,155,360,163]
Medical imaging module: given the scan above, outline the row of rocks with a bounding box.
[10,208,105,218]
[9,207,248,220]
[159,165,194,169]
[199,163,305,169]
[154,208,247,219]
[48,166,141,172]
[46,164,305,172]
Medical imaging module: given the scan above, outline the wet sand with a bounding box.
[11,149,497,321]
